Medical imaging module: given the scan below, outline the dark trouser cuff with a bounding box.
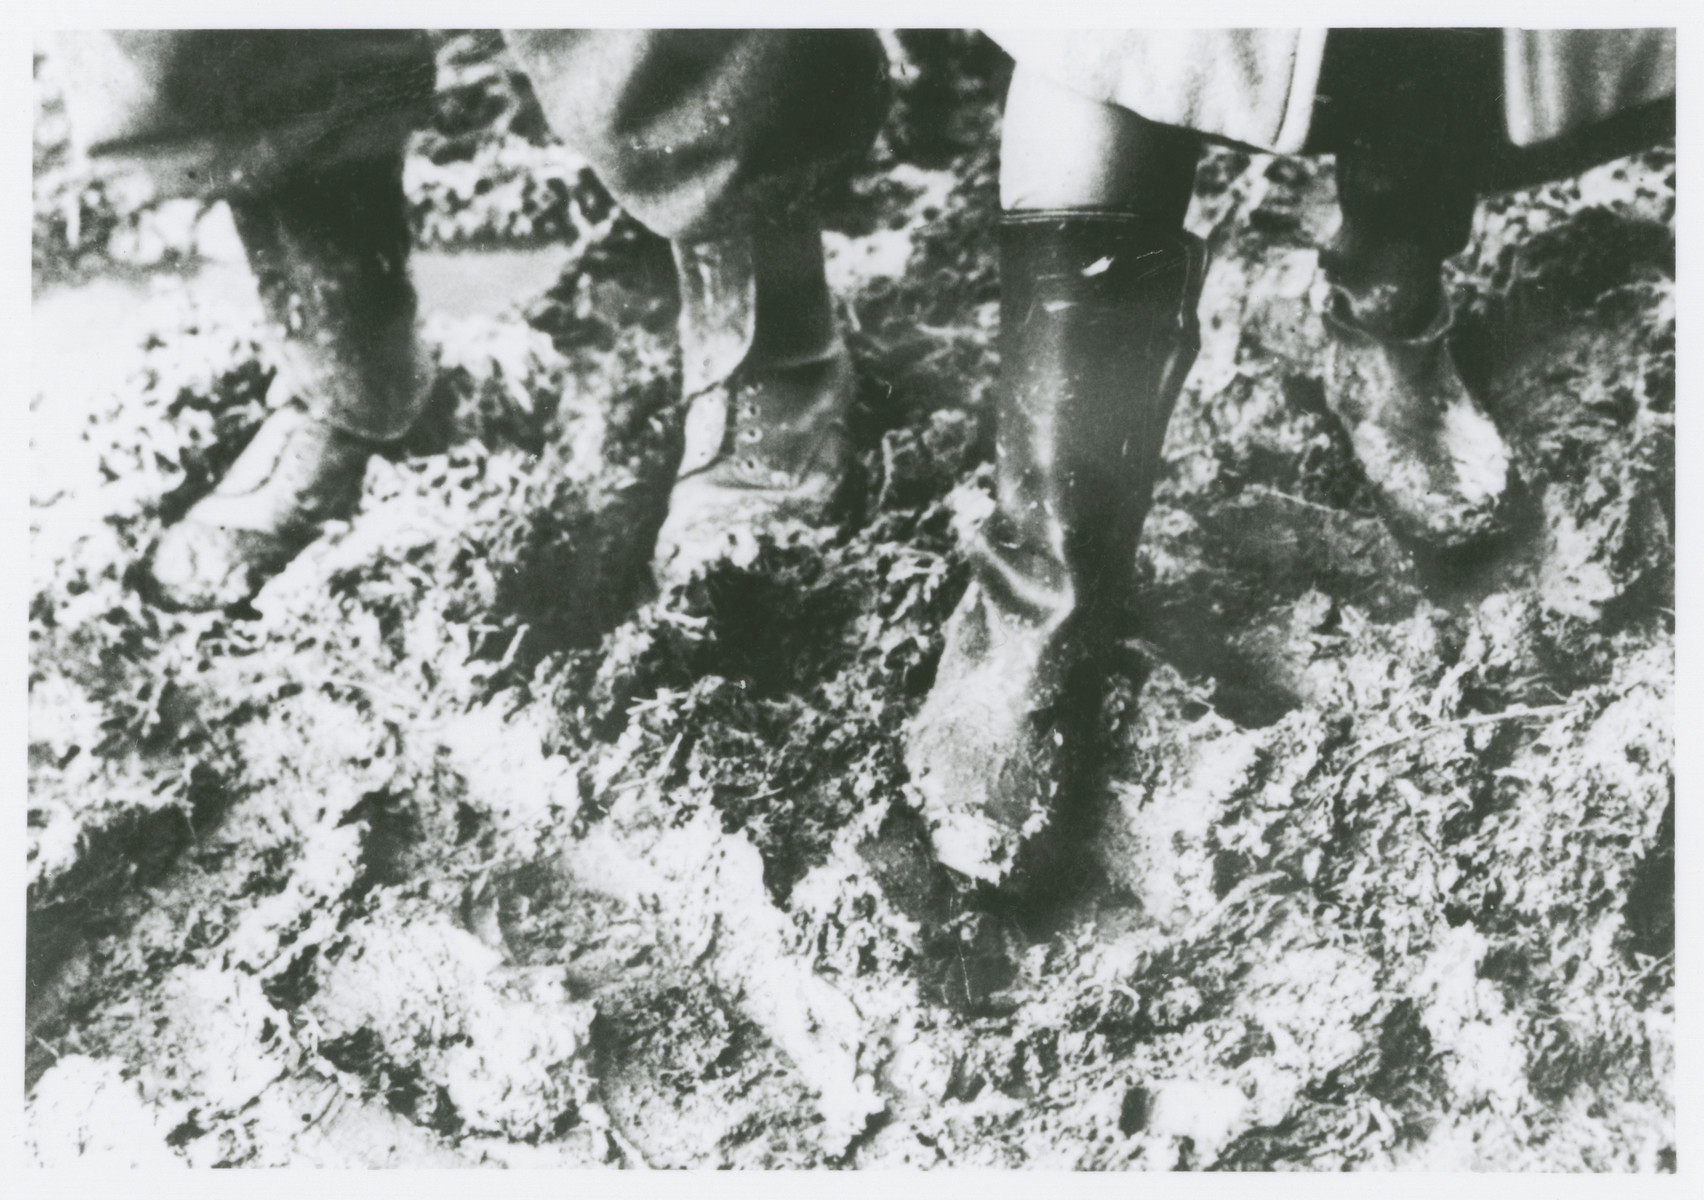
[229,153,427,443]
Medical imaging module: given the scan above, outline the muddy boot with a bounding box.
[1315,125,1513,550]
[1318,267,1512,549]
[906,213,1207,893]
[653,219,855,582]
[145,155,428,611]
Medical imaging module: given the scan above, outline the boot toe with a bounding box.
[145,520,292,611]
[141,407,373,611]
[1322,302,1514,549]
[904,587,1064,887]
[653,349,854,584]
[652,476,826,584]
[922,804,1023,887]
[1354,406,1511,549]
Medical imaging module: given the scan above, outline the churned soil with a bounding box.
[27,33,1673,1168]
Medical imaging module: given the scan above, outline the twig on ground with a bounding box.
[497,623,530,671]
[1245,483,1353,519]
[1338,701,1578,776]
[300,674,420,717]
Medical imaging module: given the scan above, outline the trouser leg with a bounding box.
[999,65,1200,220]
[49,30,437,611]
[504,30,889,243]
[229,153,427,442]
[506,27,885,397]
[49,30,436,199]
[1310,29,1501,336]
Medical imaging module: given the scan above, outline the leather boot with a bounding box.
[906,212,1207,891]
[145,155,428,611]
[1318,276,1511,549]
[653,218,855,582]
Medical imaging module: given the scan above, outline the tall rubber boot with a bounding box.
[653,217,856,583]
[906,213,1207,892]
[145,154,428,611]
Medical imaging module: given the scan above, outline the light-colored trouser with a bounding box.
[999,30,1675,213]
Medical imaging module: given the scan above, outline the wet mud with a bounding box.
[28,34,1672,1169]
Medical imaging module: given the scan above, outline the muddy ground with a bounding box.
[26,34,1674,1169]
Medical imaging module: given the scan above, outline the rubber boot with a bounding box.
[145,155,428,611]
[1318,272,1511,549]
[653,218,855,583]
[906,213,1207,892]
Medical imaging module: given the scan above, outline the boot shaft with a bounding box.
[904,214,1206,890]
[986,213,1207,620]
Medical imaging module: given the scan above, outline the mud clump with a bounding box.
[443,355,683,668]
